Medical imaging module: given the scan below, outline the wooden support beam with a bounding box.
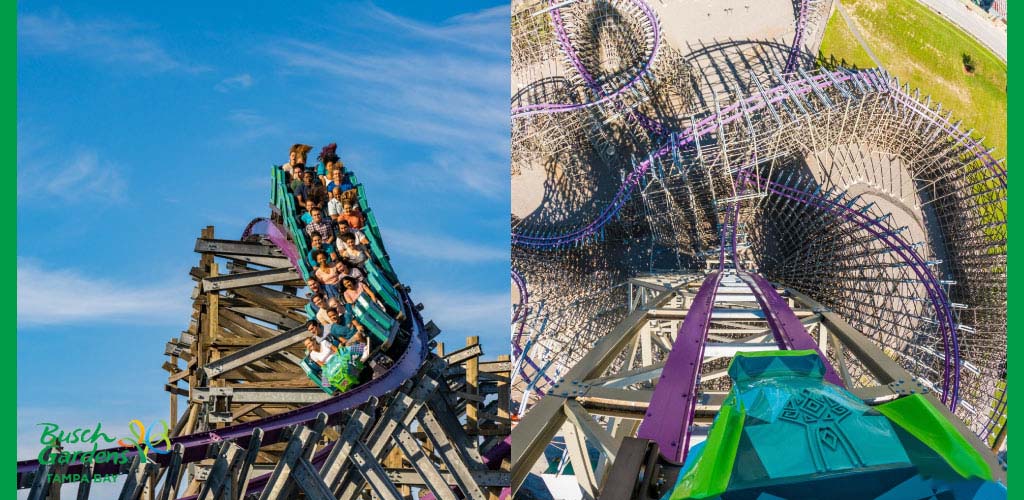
[235,429,264,500]
[194,238,284,258]
[466,336,480,435]
[196,442,245,499]
[118,455,156,500]
[225,306,302,330]
[417,402,489,499]
[202,326,308,379]
[156,444,185,500]
[444,343,483,366]
[258,413,328,499]
[394,423,457,500]
[203,268,303,291]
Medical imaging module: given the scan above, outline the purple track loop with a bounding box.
[240,217,267,240]
[752,173,960,409]
[513,69,974,410]
[785,0,811,72]
[515,69,973,409]
[511,0,661,117]
[512,70,860,248]
[636,272,722,463]
[16,290,429,481]
[245,217,306,276]
[739,272,844,386]
[512,0,812,118]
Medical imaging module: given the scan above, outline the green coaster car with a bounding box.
[302,346,365,394]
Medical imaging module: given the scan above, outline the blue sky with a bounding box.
[16,0,510,474]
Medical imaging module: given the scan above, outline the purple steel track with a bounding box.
[739,271,844,386]
[243,217,307,275]
[511,0,662,118]
[190,434,513,500]
[635,272,722,463]
[514,70,980,411]
[785,0,811,72]
[512,70,968,408]
[512,70,862,248]
[752,172,960,409]
[512,0,811,117]
[16,274,429,482]
[512,69,1004,249]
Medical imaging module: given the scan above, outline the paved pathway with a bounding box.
[835,2,886,70]
[916,0,1007,61]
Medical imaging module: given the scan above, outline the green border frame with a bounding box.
[1009,9,1016,500]
[7,0,16,492]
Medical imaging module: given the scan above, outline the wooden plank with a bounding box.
[227,255,293,268]
[203,268,302,291]
[156,444,185,500]
[117,455,155,500]
[76,461,95,500]
[466,336,480,433]
[202,326,308,379]
[258,413,327,499]
[197,442,244,499]
[564,400,617,462]
[194,238,283,258]
[444,343,483,366]
[480,360,510,373]
[319,410,373,488]
[418,398,489,499]
[386,469,510,487]
[234,429,264,500]
[347,441,404,500]
[291,458,336,500]
[225,307,302,330]
[219,309,282,339]
[231,285,308,309]
[333,363,444,498]
[512,290,674,491]
[231,404,263,421]
[394,424,458,500]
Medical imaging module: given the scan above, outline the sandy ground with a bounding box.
[650,0,795,52]
[512,0,799,223]
[512,162,548,219]
[804,142,927,247]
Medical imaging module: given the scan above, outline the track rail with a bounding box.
[511,0,662,118]
[17,169,433,488]
[15,290,428,482]
[634,272,721,462]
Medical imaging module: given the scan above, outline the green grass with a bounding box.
[818,0,1007,162]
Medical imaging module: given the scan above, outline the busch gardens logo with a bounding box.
[37,420,172,482]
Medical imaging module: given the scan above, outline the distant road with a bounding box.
[916,0,1007,61]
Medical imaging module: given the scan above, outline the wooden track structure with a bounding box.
[24,224,511,498]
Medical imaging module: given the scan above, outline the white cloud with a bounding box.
[17,259,189,327]
[18,8,207,74]
[222,109,282,145]
[264,4,508,197]
[363,3,509,56]
[384,230,507,263]
[17,145,127,205]
[215,73,254,92]
[415,289,508,334]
